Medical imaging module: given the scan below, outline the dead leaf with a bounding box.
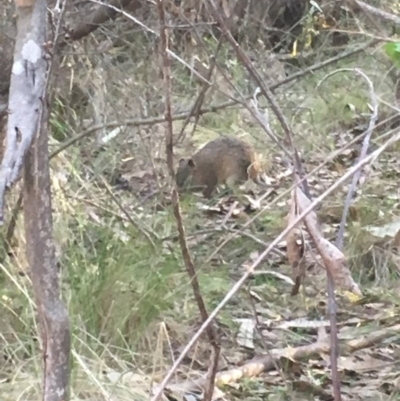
[363,220,400,239]
[234,318,255,349]
[295,187,362,296]
[286,191,306,295]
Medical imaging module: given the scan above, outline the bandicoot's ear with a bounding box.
[187,158,196,168]
[178,158,187,167]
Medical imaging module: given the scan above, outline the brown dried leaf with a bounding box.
[286,191,306,295]
[295,187,362,296]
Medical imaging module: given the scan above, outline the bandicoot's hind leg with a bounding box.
[223,174,249,201]
[202,176,218,199]
[225,175,259,231]
[202,185,214,199]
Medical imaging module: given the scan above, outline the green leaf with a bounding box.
[384,42,400,69]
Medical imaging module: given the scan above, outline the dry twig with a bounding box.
[348,0,400,25]
[98,175,157,247]
[317,68,378,250]
[318,70,378,397]
[157,2,220,401]
[205,0,311,197]
[202,2,343,398]
[166,323,400,395]
[50,39,378,160]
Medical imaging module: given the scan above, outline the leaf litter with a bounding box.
[23,132,399,401]
[69,137,400,401]
[29,101,400,401]
[147,135,400,401]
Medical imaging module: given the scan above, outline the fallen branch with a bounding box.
[165,323,400,395]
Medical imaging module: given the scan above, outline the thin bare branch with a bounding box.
[318,69,378,400]
[203,125,397,267]
[317,68,378,250]
[157,1,220,401]
[348,0,400,25]
[202,13,343,398]
[98,175,158,248]
[174,38,225,145]
[50,39,379,160]
[205,0,311,198]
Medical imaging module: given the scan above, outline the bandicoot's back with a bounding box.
[176,136,261,198]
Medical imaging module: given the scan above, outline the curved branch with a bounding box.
[317,68,378,250]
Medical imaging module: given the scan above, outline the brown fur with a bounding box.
[176,136,264,198]
[14,0,36,8]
